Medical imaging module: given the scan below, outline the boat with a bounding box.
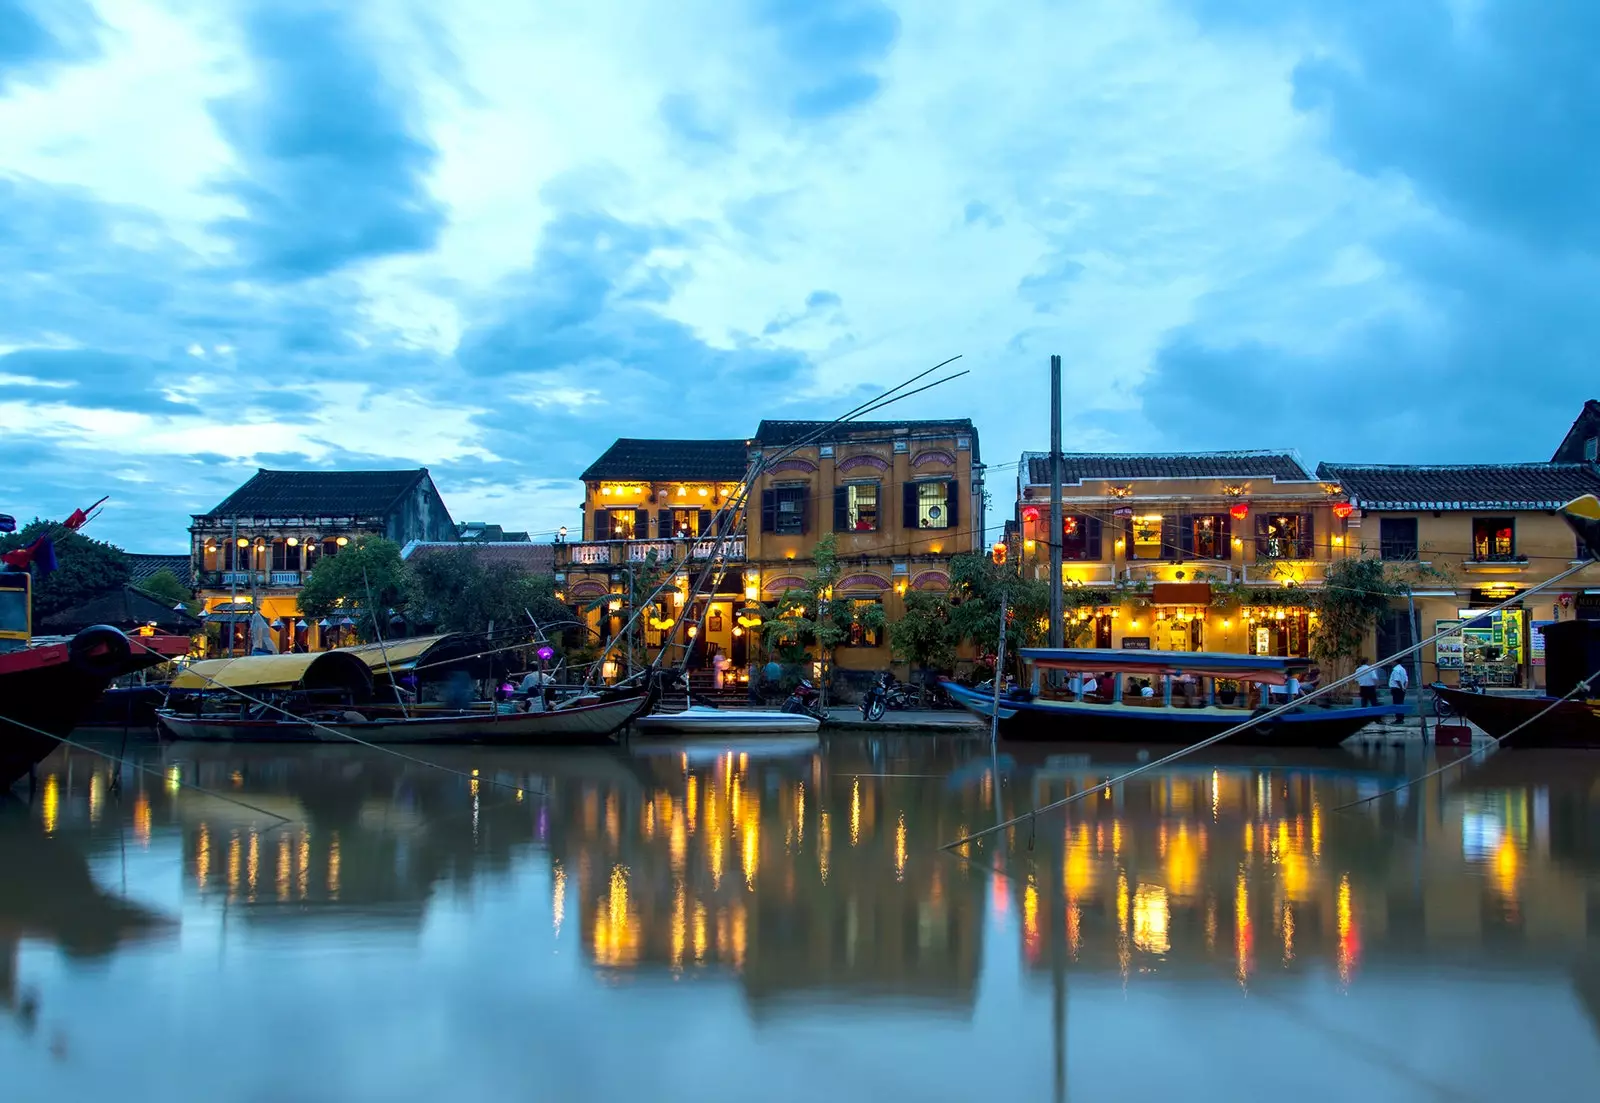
[630,704,821,736]
[1430,619,1600,749]
[2,569,188,789]
[942,647,1404,748]
[153,648,645,745]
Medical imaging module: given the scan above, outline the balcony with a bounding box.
[1464,555,1529,573]
[198,570,304,590]
[561,537,746,568]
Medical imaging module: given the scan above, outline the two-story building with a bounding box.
[555,420,984,682]
[1014,450,1346,656]
[1316,461,1600,688]
[190,468,457,654]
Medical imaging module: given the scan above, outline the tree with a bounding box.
[297,537,407,642]
[0,518,129,619]
[760,534,873,705]
[139,568,200,615]
[889,589,956,701]
[948,552,1051,681]
[406,548,568,637]
[1310,557,1401,671]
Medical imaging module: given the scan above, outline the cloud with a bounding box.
[0,348,200,415]
[755,0,900,118]
[206,1,446,280]
[0,0,98,92]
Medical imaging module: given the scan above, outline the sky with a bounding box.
[1,0,1596,554]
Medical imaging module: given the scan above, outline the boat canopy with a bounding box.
[336,633,493,681]
[1018,647,1311,686]
[169,650,373,694]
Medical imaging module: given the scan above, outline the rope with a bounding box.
[938,559,1594,851]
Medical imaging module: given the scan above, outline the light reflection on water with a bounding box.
[2,734,1599,1101]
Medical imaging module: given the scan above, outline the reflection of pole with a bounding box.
[1407,589,1429,742]
[1052,948,1067,1103]
[991,592,1009,750]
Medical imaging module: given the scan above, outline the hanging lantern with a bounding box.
[1229,503,1249,521]
[1332,501,1354,519]
[1021,505,1040,524]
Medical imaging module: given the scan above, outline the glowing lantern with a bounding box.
[1229,503,1249,521]
[1332,502,1354,519]
[1021,505,1040,523]
[991,542,1008,565]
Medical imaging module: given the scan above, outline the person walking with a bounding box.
[1388,661,1409,723]
[1355,658,1380,708]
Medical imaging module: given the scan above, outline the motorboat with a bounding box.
[630,704,821,736]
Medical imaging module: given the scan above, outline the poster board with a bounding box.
[1531,620,1553,665]
[1435,620,1464,669]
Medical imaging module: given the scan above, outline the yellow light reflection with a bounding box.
[671,881,687,969]
[591,864,640,968]
[693,901,709,964]
[686,774,699,832]
[166,764,181,794]
[710,817,725,890]
[1112,821,1123,856]
[133,793,151,846]
[327,831,340,899]
[1205,897,1217,952]
[644,797,656,839]
[1280,851,1311,902]
[41,774,59,835]
[732,902,747,971]
[1023,876,1042,964]
[552,862,566,936]
[741,799,760,891]
[1492,836,1520,901]
[1336,873,1358,986]
[796,782,805,847]
[1133,884,1170,955]
[196,821,211,890]
[297,832,309,899]
[277,833,290,900]
[1211,768,1220,822]
[247,831,259,900]
[1166,824,1199,898]
[605,791,619,847]
[1311,803,1323,860]
[1116,872,1131,980]
[850,778,861,846]
[894,812,907,881]
[89,772,104,824]
[819,811,832,883]
[1235,872,1252,985]
[1066,902,1082,959]
[1282,902,1295,965]
[670,811,687,875]
[227,831,242,898]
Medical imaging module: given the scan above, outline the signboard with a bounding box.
[1435,620,1464,669]
[1256,627,1271,655]
[1531,620,1554,665]
[1121,636,1151,649]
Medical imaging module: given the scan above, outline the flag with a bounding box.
[62,496,108,532]
[1,535,57,575]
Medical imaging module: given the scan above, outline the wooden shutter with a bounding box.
[697,509,711,536]
[1087,516,1103,560]
[635,509,649,538]
[834,487,849,532]
[1177,513,1194,559]
[653,509,668,538]
[761,490,776,533]
[1217,513,1232,559]
[1255,515,1270,558]
[946,479,959,528]
[903,482,918,529]
[1159,515,1175,560]
[593,509,611,541]
[798,489,811,535]
[1298,512,1315,559]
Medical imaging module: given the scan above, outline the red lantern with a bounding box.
[1229,503,1249,521]
[1021,505,1040,523]
[1332,502,1354,519]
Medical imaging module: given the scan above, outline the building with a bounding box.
[189,469,457,653]
[456,521,532,543]
[1551,399,1600,465]
[1316,461,1600,688]
[401,540,554,574]
[1014,450,1343,655]
[125,552,195,591]
[555,420,984,684]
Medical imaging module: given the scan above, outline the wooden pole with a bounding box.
[990,592,1009,748]
[1049,355,1064,653]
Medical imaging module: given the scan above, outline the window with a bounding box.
[1256,513,1313,559]
[844,599,882,647]
[665,508,710,538]
[903,480,959,530]
[1379,518,1419,561]
[609,509,637,540]
[761,486,808,535]
[834,483,879,532]
[1061,514,1102,561]
[271,540,303,572]
[1181,513,1230,560]
[1586,436,1598,462]
[1130,514,1165,560]
[1471,516,1515,560]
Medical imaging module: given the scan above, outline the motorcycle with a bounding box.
[860,673,891,721]
[781,679,829,722]
[884,680,919,711]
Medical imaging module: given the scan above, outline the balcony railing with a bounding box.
[561,537,747,568]
[199,570,304,589]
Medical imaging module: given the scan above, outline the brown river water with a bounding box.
[3,730,1598,1102]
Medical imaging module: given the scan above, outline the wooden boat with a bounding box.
[2,569,188,788]
[630,704,821,736]
[943,647,1404,748]
[1430,619,1600,749]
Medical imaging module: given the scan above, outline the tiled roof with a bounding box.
[1316,462,1600,510]
[198,469,428,519]
[1023,450,1313,485]
[754,419,978,456]
[580,439,750,482]
[1551,398,1600,462]
[457,522,531,542]
[126,552,193,590]
[37,585,201,634]
[401,541,555,573]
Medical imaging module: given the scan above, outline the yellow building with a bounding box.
[1316,461,1600,689]
[189,469,458,654]
[1014,450,1346,656]
[555,419,985,689]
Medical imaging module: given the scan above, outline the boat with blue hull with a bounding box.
[943,648,1404,748]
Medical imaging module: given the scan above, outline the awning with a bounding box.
[169,650,373,693]
[1019,647,1310,685]
[336,633,478,678]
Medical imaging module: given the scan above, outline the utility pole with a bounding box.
[1049,354,1064,651]
[228,515,238,657]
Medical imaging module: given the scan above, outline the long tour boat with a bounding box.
[943,647,1404,748]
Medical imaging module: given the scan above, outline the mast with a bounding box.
[1049,354,1064,651]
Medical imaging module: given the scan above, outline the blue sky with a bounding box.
[1,0,1595,553]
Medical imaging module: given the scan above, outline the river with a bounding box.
[3,731,1598,1101]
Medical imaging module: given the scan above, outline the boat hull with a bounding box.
[1,627,179,789]
[1431,684,1600,749]
[942,681,1393,749]
[156,694,645,746]
[631,707,822,736]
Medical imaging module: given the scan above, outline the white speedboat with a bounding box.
[630,704,822,736]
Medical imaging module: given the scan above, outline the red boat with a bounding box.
[1,570,188,789]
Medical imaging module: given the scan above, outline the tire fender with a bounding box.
[68,625,132,678]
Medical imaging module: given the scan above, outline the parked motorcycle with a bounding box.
[860,673,891,721]
[781,679,829,721]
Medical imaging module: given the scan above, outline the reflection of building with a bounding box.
[543,741,990,1012]
[1012,451,1341,656]
[189,469,458,653]
[1318,461,1600,688]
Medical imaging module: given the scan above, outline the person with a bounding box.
[713,647,731,690]
[1355,658,1380,708]
[520,665,553,712]
[1388,661,1409,723]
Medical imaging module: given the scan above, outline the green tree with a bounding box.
[297,537,407,642]
[889,589,955,702]
[0,519,129,619]
[948,552,1051,680]
[760,534,872,704]
[139,568,200,615]
[1310,557,1401,671]
[406,548,568,636]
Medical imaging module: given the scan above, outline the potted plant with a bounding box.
[1215,678,1239,705]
